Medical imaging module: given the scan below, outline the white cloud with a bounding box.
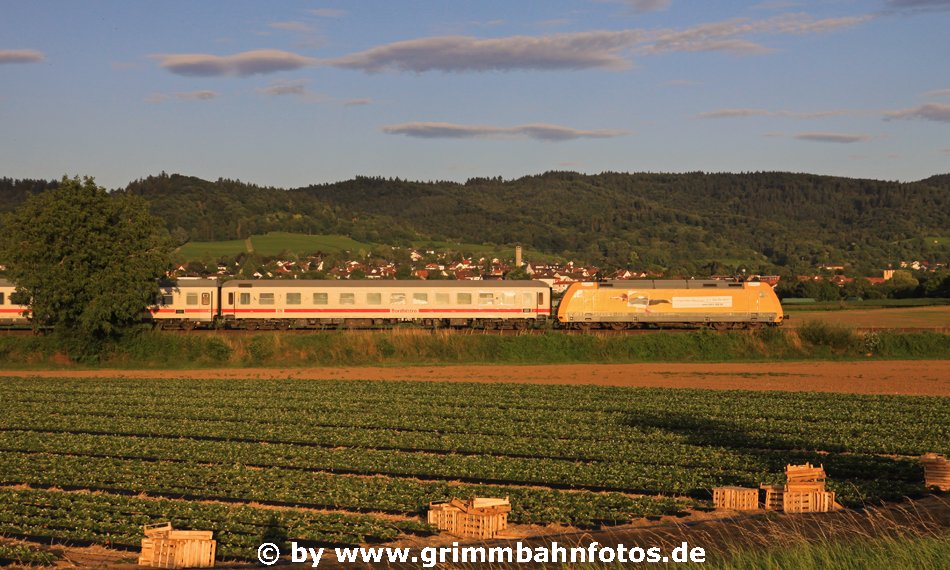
[152,49,317,77]
[0,49,44,64]
[884,102,950,122]
[382,121,628,141]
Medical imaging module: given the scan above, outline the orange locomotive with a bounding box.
[557,280,785,330]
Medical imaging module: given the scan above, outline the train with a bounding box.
[1,277,784,330]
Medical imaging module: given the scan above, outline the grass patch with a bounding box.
[0,328,947,368]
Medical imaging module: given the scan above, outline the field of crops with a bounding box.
[0,377,947,561]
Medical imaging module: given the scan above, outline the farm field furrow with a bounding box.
[0,376,947,562]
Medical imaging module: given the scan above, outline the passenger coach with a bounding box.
[147,279,219,329]
[0,279,30,327]
[220,280,551,329]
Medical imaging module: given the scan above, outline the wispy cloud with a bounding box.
[884,0,950,12]
[382,121,628,141]
[794,132,871,143]
[146,90,218,104]
[922,88,950,98]
[0,49,44,64]
[153,12,873,78]
[344,98,372,107]
[330,31,642,72]
[622,0,672,13]
[269,21,313,33]
[257,79,330,103]
[309,8,346,18]
[151,49,317,77]
[697,107,852,119]
[884,102,950,122]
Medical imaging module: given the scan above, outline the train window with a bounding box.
[366,292,382,305]
[286,293,301,305]
[478,293,494,305]
[457,293,472,305]
[500,292,516,305]
[201,293,211,306]
[186,293,198,306]
[340,293,356,305]
[314,292,328,305]
[0,293,4,305]
[412,293,428,304]
[162,293,174,306]
[260,293,275,305]
[435,293,450,304]
[390,293,406,305]
[239,292,251,305]
[521,293,532,305]
[537,292,544,306]
[228,292,234,305]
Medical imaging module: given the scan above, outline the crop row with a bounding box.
[0,453,689,528]
[6,378,939,420]
[4,395,946,456]
[0,487,430,559]
[0,430,924,498]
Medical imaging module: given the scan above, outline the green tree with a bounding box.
[0,176,171,357]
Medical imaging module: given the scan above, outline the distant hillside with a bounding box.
[1,172,947,274]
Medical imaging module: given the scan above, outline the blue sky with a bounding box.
[1,0,948,189]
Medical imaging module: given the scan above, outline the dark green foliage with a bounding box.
[3,171,947,274]
[0,176,171,358]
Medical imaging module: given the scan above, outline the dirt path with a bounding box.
[2,360,948,396]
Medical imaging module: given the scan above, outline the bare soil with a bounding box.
[2,360,948,396]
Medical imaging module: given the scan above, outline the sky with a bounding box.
[1,0,948,190]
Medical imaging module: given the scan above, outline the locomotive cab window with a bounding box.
[457,293,472,305]
[259,293,275,305]
[314,292,328,305]
[286,293,301,305]
[366,292,382,305]
[340,293,356,305]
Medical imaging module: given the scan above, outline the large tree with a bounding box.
[0,176,170,355]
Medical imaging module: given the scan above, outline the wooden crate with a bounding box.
[713,486,758,511]
[921,453,950,491]
[760,484,784,511]
[428,497,511,540]
[785,463,826,485]
[139,524,215,569]
[783,490,837,514]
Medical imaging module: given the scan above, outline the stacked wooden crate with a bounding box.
[921,453,950,491]
[782,463,839,514]
[712,486,759,511]
[139,523,216,569]
[760,483,784,511]
[428,497,511,540]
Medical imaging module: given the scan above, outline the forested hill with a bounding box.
[1,172,947,274]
